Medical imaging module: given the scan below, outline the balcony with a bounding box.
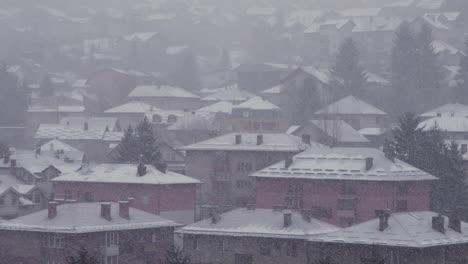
[101,245,119,256]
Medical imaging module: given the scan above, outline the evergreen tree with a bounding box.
[39,74,54,97]
[164,246,190,264]
[116,117,161,165]
[291,78,320,124]
[454,36,468,102]
[66,248,98,264]
[391,22,418,114]
[174,50,201,91]
[0,63,28,126]
[218,49,232,69]
[330,38,368,95]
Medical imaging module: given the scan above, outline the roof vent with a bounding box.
[432,214,445,233]
[119,200,130,219]
[365,157,373,171]
[235,134,242,145]
[257,135,263,145]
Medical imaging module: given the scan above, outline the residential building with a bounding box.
[104,100,156,128]
[235,63,291,93]
[128,84,202,111]
[308,211,468,264]
[251,147,437,226]
[166,112,221,145]
[419,116,468,141]
[419,103,468,120]
[182,133,323,211]
[52,163,201,224]
[313,95,388,130]
[178,208,339,264]
[0,202,180,264]
[200,84,254,105]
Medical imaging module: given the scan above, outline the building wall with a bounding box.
[183,234,308,264]
[255,178,431,226]
[0,227,175,264]
[54,182,197,223]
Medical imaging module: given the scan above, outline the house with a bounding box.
[128,84,202,111]
[287,119,370,147]
[52,163,201,224]
[419,116,468,141]
[166,113,221,146]
[235,63,291,93]
[182,133,323,212]
[0,202,180,264]
[178,208,339,264]
[251,147,437,227]
[200,84,254,104]
[308,211,468,264]
[226,97,289,133]
[0,173,47,219]
[104,100,156,128]
[420,103,468,119]
[432,39,464,66]
[35,117,121,162]
[313,95,388,130]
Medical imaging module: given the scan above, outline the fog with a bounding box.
[0,0,467,263]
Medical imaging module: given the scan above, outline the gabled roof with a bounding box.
[234,97,280,110]
[251,147,437,181]
[0,202,180,233]
[197,101,234,114]
[309,120,370,143]
[419,116,468,132]
[35,117,118,141]
[104,101,157,114]
[182,133,324,152]
[178,208,339,239]
[128,85,200,99]
[420,103,468,118]
[309,211,468,248]
[52,163,201,185]
[167,113,218,131]
[201,85,254,102]
[314,96,386,115]
[0,174,35,197]
[39,139,79,153]
[10,150,82,175]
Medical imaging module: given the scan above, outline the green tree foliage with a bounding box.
[0,63,28,126]
[330,38,368,96]
[66,248,98,264]
[165,246,190,264]
[384,112,468,213]
[116,117,161,164]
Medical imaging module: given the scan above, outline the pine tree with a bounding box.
[391,22,418,114]
[0,63,28,126]
[40,74,54,97]
[330,38,368,96]
[174,50,201,91]
[164,246,190,264]
[455,36,468,102]
[66,248,98,264]
[117,125,138,163]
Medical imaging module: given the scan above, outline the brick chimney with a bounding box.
[283,210,292,227]
[137,161,147,176]
[301,209,312,222]
[235,134,242,145]
[447,210,462,233]
[9,158,16,176]
[48,202,58,219]
[365,157,373,171]
[101,203,112,221]
[302,134,311,144]
[83,121,89,131]
[432,215,445,233]
[375,209,391,231]
[256,135,263,145]
[119,201,130,219]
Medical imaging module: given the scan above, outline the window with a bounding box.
[396,183,409,196]
[341,182,356,195]
[236,180,251,189]
[85,192,94,202]
[286,196,302,209]
[258,239,271,255]
[396,200,408,212]
[286,241,298,257]
[105,232,119,247]
[193,237,200,250]
[237,162,253,172]
[337,198,358,210]
[119,194,126,201]
[43,234,63,248]
[65,190,72,200]
[375,117,380,124]
[311,207,332,219]
[77,191,83,200]
[235,254,253,264]
[141,194,150,205]
[222,239,230,251]
[287,180,303,195]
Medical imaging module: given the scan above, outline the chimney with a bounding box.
[3,152,10,164]
[235,134,242,144]
[48,202,58,219]
[101,203,112,221]
[375,209,391,231]
[283,210,292,227]
[301,209,312,222]
[127,197,135,206]
[256,135,263,145]
[365,157,373,171]
[119,201,130,219]
[210,207,221,224]
[83,122,89,131]
[447,210,462,233]
[155,162,167,173]
[302,134,311,144]
[137,160,147,176]
[247,204,256,210]
[432,215,445,233]
[285,156,293,168]
[9,159,16,176]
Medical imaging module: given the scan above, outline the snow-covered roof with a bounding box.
[352,17,402,32]
[339,8,381,18]
[420,103,468,118]
[144,12,176,21]
[251,147,437,181]
[129,85,200,99]
[122,32,158,42]
[105,101,157,114]
[167,113,218,131]
[10,150,82,175]
[201,85,254,102]
[432,40,460,55]
[419,116,468,132]
[39,139,80,153]
[166,46,188,55]
[420,13,449,30]
[302,66,332,84]
[310,120,370,143]
[309,211,468,247]
[0,202,180,233]
[261,84,283,94]
[52,163,201,185]
[102,131,124,142]
[385,0,415,7]
[28,105,85,113]
[179,208,339,239]
[359,127,387,136]
[35,117,118,141]
[182,133,323,152]
[366,72,390,85]
[197,101,234,114]
[314,96,387,115]
[0,174,36,197]
[234,97,280,110]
